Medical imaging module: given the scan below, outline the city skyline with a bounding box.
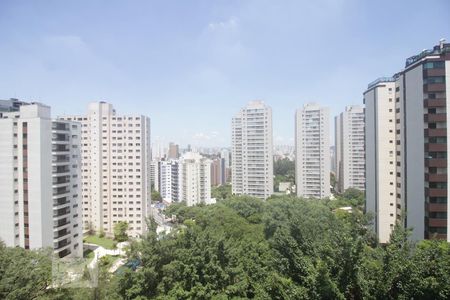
[1,1,449,147]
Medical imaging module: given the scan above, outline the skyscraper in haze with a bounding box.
[168,142,180,159]
[231,101,273,199]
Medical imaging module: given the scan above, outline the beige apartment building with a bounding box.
[60,102,151,238]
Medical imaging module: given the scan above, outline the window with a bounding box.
[424,76,445,84]
[423,61,445,69]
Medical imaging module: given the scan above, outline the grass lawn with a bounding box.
[84,235,116,249]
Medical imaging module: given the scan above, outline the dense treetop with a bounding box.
[1,193,449,299]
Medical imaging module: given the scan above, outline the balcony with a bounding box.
[426,231,447,240]
[53,176,70,185]
[425,128,447,137]
[54,228,71,239]
[423,69,446,77]
[53,207,70,218]
[426,173,447,182]
[52,145,69,152]
[424,83,446,93]
[427,188,447,197]
[53,187,69,196]
[54,197,70,207]
[425,143,447,152]
[54,218,70,227]
[425,158,447,167]
[427,203,447,212]
[424,99,447,108]
[54,239,71,250]
[424,113,446,122]
[53,166,70,175]
[52,123,69,131]
[428,218,447,227]
[52,155,70,163]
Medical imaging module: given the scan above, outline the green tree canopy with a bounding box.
[113,221,129,242]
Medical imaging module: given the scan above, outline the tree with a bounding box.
[151,190,162,202]
[0,243,52,300]
[114,221,129,242]
[211,184,232,201]
[273,158,295,191]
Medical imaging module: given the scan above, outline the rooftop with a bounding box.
[404,39,450,67]
[367,77,396,89]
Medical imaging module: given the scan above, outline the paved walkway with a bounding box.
[86,241,129,271]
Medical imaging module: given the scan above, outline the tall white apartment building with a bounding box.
[52,120,83,257]
[179,152,211,206]
[60,102,151,238]
[0,102,82,257]
[335,105,365,192]
[295,103,330,198]
[159,160,179,203]
[232,101,274,199]
[365,40,450,243]
[364,78,397,243]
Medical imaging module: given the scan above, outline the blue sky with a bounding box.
[1,0,449,147]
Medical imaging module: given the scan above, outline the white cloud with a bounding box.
[207,16,238,32]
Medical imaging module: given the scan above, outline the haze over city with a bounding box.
[1,0,449,146]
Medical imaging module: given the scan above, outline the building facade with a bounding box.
[168,142,180,159]
[364,78,398,243]
[295,103,330,198]
[52,120,83,257]
[335,105,365,192]
[232,101,273,199]
[0,102,82,257]
[159,160,179,203]
[395,40,450,241]
[366,40,450,243]
[179,152,212,206]
[150,159,159,192]
[210,158,222,187]
[60,102,151,238]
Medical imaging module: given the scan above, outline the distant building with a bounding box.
[159,160,179,203]
[150,159,160,192]
[232,101,274,199]
[335,105,365,192]
[278,182,292,193]
[179,152,211,206]
[295,103,330,198]
[0,98,28,112]
[60,102,151,238]
[220,148,231,183]
[210,158,222,186]
[168,142,180,159]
